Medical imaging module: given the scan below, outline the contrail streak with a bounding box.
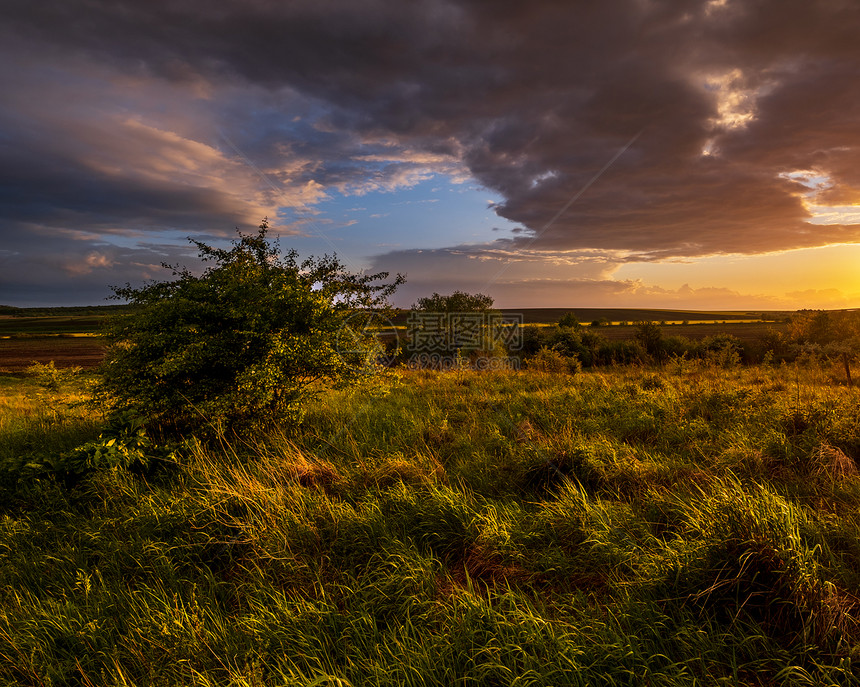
[481,127,644,291]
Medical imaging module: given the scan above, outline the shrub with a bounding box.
[520,327,604,367]
[527,346,581,374]
[698,333,743,354]
[26,361,83,391]
[19,412,174,486]
[661,335,695,359]
[596,339,647,365]
[557,312,581,329]
[548,327,588,361]
[520,326,551,356]
[408,290,501,363]
[99,221,403,433]
[634,322,664,360]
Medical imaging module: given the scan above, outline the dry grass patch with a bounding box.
[814,443,859,482]
[368,454,446,489]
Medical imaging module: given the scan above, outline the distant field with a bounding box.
[500,307,791,324]
[389,308,791,344]
[0,336,106,372]
[0,314,109,372]
[501,310,792,344]
[392,307,790,326]
[0,303,132,318]
[0,307,794,372]
[0,315,105,336]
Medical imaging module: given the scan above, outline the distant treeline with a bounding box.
[501,308,792,324]
[390,307,793,326]
[0,304,136,317]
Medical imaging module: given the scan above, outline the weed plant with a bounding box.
[2,360,860,684]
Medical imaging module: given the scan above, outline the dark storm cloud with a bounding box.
[2,0,860,304]
[0,23,465,227]
[0,229,200,307]
[0,25,466,303]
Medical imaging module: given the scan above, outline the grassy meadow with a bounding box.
[3,354,860,685]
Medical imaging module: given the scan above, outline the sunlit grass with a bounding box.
[2,361,860,684]
[0,371,102,488]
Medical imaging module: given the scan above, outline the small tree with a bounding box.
[787,309,860,385]
[635,321,664,361]
[412,290,494,312]
[408,290,501,363]
[99,220,404,432]
[558,312,582,329]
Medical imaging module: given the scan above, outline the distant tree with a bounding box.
[549,327,586,360]
[413,291,494,312]
[660,335,695,361]
[409,291,500,363]
[596,339,647,365]
[635,322,665,360]
[788,310,836,345]
[99,220,404,433]
[558,312,582,329]
[787,310,860,385]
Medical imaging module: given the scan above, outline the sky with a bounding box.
[2,0,860,310]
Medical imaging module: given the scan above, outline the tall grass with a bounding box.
[0,370,102,493]
[2,360,860,684]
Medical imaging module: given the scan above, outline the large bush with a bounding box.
[99,221,403,433]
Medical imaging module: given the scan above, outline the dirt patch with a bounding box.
[0,336,105,372]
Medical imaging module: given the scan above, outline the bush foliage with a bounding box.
[99,221,403,433]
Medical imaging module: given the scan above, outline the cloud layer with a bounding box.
[2,0,859,305]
